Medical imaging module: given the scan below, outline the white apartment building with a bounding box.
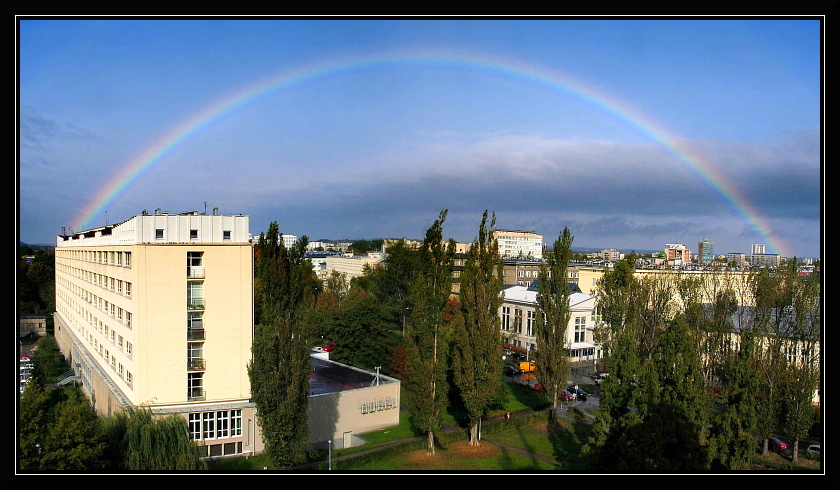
[54,211,262,458]
[493,230,543,260]
[499,284,601,362]
[322,255,383,281]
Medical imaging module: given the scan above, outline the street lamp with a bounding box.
[328,439,332,470]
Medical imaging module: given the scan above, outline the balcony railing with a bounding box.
[187,266,205,279]
[187,328,205,341]
[188,358,206,371]
[187,299,205,310]
[188,388,205,401]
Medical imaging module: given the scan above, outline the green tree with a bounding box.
[328,286,399,370]
[40,391,106,470]
[778,260,820,463]
[18,376,49,470]
[404,210,455,455]
[534,227,574,418]
[451,211,504,446]
[102,406,207,470]
[709,329,761,469]
[31,335,66,381]
[248,221,316,469]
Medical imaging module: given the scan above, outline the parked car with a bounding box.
[768,437,787,451]
[533,383,545,393]
[594,373,609,385]
[570,387,588,401]
[806,444,820,458]
[503,364,522,376]
[559,390,575,401]
[322,343,336,352]
[510,352,527,362]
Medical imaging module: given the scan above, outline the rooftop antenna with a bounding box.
[204,202,207,215]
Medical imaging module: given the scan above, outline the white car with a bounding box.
[806,444,820,458]
[594,373,609,385]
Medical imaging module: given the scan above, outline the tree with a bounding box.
[19,376,49,470]
[102,406,207,470]
[709,329,761,469]
[248,221,316,469]
[40,391,106,470]
[451,211,504,446]
[534,227,574,418]
[404,210,455,455]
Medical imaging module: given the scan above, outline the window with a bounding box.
[203,411,216,440]
[574,317,586,343]
[189,414,202,441]
[125,341,132,355]
[116,252,122,266]
[231,410,242,436]
[124,252,131,267]
[501,306,510,331]
[188,373,204,399]
[125,282,132,297]
[514,309,523,334]
[190,229,198,240]
[126,311,132,329]
[216,411,229,438]
[156,228,164,240]
[223,230,231,240]
[526,310,535,337]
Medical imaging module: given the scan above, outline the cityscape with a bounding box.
[18,17,822,473]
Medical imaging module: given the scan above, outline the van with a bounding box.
[518,361,535,373]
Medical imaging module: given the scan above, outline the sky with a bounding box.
[17,17,823,258]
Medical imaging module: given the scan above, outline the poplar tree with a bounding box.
[451,211,504,446]
[534,227,573,418]
[405,210,455,455]
[19,376,49,470]
[249,221,316,469]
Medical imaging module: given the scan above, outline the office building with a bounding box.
[54,211,262,457]
[698,238,714,264]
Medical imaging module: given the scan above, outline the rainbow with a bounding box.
[72,50,790,257]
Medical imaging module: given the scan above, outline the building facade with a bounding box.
[493,230,543,260]
[54,211,262,458]
[698,238,714,264]
[498,284,601,363]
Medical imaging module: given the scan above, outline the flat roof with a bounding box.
[308,357,398,396]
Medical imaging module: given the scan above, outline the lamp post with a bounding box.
[328,440,332,470]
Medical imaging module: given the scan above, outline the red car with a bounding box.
[768,437,787,451]
[322,343,336,352]
[559,390,575,401]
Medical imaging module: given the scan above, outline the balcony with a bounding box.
[188,388,205,401]
[187,327,205,341]
[187,298,205,310]
[187,266,205,279]
[188,358,206,371]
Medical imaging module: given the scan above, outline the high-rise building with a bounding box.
[54,211,262,457]
[698,238,714,264]
[664,243,691,264]
[751,243,766,255]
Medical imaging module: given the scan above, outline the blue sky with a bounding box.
[18,18,822,258]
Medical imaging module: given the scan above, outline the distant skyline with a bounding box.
[18,18,823,258]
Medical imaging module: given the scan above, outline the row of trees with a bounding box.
[585,255,821,470]
[251,211,564,460]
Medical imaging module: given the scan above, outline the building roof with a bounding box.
[502,284,594,308]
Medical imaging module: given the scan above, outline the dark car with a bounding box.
[768,437,787,451]
[503,365,522,376]
[510,352,527,362]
